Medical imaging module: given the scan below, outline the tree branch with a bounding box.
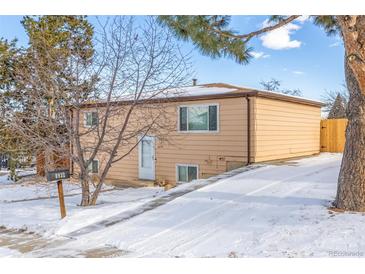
[207,15,301,42]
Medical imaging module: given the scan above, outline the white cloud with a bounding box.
[260,19,303,50]
[292,70,304,75]
[329,41,341,47]
[250,51,270,59]
[295,15,310,23]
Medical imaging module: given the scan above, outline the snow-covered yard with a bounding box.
[1,153,365,258]
[0,167,36,185]
[0,179,165,235]
[0,167,217,238]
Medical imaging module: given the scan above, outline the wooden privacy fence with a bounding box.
[320,118,347,152]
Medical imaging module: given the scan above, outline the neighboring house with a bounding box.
[75,83,323,186]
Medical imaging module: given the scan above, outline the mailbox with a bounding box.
[46,169,69,219]
[47,169,70,182]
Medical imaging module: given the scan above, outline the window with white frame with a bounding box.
[177,164,198,182]
[84,112,98,127]
[179,104,218,132]
[87,160,99,173]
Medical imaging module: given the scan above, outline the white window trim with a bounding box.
[177,103,219,133]
[176,164,199,183]
[87,159,99,174]
[84,111,98,128]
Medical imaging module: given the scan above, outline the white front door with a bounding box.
[138,136,155,180]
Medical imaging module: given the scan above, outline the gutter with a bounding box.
[245,95,251,165]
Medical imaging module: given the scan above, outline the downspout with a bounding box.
[245,95,251,165]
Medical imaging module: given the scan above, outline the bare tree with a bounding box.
[321,86,349,114]
[7,16,191,206]
[260,78,302,96]
[260,78,281,91]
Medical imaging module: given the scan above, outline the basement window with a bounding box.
[84,112,98,127]
[179,104,218,132]
[177,164,198,183]
[87,160,99,174]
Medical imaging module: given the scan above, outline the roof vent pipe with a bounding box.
[192,78,197,86]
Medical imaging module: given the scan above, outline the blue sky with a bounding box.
[0,15,345,101]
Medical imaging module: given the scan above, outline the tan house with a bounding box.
[76,83,323,186]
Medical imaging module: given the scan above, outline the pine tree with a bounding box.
[1,16,95,181]
[0,38,21,117]
[20,16,94,103]
[328,94,347,119]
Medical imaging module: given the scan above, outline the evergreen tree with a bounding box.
[1,16,94,118]
[159,15,301,64]
[0,38,21,117]
[0,38,28,180]
[158,16,251,64]
[1,16,95,179]
[20,16,95,104]
[328,94,347,119]
[0,38,19,90]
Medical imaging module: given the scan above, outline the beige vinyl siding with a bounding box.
[75,94,321,186]
[105,97,252,185]
[253,97,321,162]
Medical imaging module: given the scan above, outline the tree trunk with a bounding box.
[89,184,101,206]
[80,176,90,206]
[89,172,108,206]
[9,154,17,181]
[334,16,365,211]
[334,63,365,211]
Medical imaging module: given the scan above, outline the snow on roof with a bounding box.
[81,83,324,107]
[239,85,324,105]
[163,84,240,97]
[167,83,323,105]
